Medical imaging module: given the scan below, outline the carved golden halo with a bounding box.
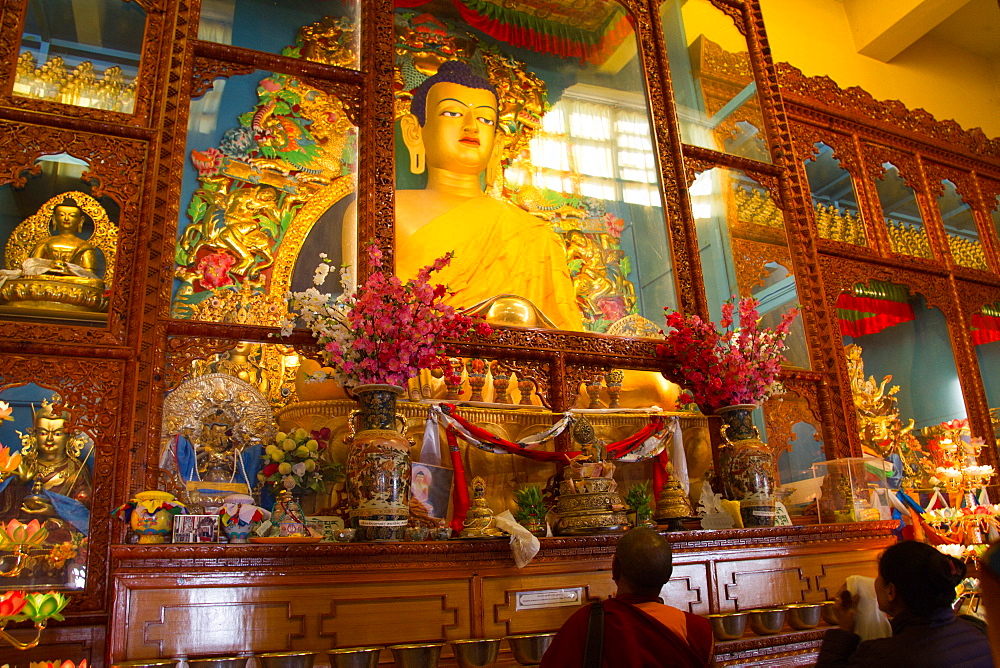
[4,190,118,283]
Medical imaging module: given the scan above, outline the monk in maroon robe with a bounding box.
[540,528,715,668]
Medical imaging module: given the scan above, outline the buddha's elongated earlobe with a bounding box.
[400,114,426,175]
[485,137,504,187]
[410,147,425,175]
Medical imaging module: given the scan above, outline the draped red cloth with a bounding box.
[971,312,1000,346]
[439,404,662,462]
[836,293,915,337]
[439,405,664,528]
[652,449,672,505]
[447,430,471,533]
[440,404,580,462]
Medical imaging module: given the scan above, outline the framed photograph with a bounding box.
[411,463,454,522]
[172,514,220,543]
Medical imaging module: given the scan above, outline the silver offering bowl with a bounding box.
[747,608,787,635]
[257,651,317,668]
[705,612,748,641]
[186,658,247,668]
[387,642,443,668]
[506,633,556,665]
[450,638,501,667]
[821,600,840,625]
[786,603,823,630]
[328,646,383,668]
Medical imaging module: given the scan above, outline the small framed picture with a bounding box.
[173,514,220,543]
[411,463,454,522]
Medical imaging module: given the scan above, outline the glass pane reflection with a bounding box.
[15,0,145,113]
[936,180,985,270]
[199,0,360,69]
[974,303,1000,441]
[876,163,931,259]
[689,167,809,369]
[840,285,967,488]
[804,143,866,246]
[391,6,676,334]
[174,70,359,322]
[661,0,771,162]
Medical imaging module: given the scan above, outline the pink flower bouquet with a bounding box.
[281,244,491,389]
[658,297,798,413]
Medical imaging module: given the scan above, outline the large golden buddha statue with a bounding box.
[393,61,583,331]
[0,192,117,314]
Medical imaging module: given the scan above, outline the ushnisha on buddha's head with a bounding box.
[401,60,503,182]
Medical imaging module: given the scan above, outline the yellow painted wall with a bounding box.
[758,0,1000,138]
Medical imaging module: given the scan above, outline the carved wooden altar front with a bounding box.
[109,522,896,667]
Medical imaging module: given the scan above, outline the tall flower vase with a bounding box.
[716,404,776,528]
[345,384,412,541]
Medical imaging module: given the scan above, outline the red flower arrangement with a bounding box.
[281,243,491,389]
[658,297,798,413]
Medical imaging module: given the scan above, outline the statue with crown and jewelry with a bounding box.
[0,398,92,587]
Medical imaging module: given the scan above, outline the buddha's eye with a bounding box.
[478,116,496,127]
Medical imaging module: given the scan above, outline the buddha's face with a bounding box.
[52,205,84,234]
[35,416,69,460]
[420,81,498,175]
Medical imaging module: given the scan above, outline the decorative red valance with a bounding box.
[971,312,1000,346]
[836,293,915,338]
[395,0,633,63]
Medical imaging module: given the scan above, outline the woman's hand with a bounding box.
[835,585,859,634]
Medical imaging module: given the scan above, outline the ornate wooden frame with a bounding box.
[0,0,167,126]
[0,120,147,347]
[0,353,128,616]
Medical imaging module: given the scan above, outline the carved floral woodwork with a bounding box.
[777,63,1000,163]
[730,238,791,297]
[0,120,146,346]
[763,378,822,459]
[189,56,255,100]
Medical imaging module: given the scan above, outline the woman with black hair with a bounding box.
[816,540,992,667]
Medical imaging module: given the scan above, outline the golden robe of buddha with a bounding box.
[29,203,101,277]
[394,61,583,332]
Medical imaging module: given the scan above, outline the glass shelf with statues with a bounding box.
[0,156,121,326]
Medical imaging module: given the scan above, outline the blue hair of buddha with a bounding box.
[409,60,499,126]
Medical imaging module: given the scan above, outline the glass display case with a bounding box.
[812,457,891,523]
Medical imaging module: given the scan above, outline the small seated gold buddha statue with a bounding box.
[459,476,507,538]
[0,191,117,314]
[655,465,694,531]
